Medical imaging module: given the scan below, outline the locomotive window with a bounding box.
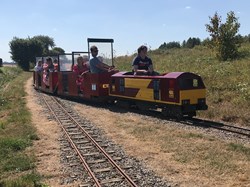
[179,78,199,89]
[153,80,160,91]
[59,55,73,71]
[193,79,198,87]
[119,78,125,92]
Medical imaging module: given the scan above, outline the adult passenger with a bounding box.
[89,45,114,73]
[132,45,159,75]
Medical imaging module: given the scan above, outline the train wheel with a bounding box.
[175,112,184,121]
[136,102,150,111]
[116,100,131,109]
[187,111,196,118]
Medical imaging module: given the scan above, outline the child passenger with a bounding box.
[53,59,59,72]
[73,56,89,93]
[34,60,43,72]
[43,57,54,86]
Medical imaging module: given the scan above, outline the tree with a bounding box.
[49,47,65,56]
[9,37,43,71]
[182,40,186,48]
[9,35,64,71]
[184,37,201,48]
[205,11,241,61]
[32,35,55,55]
[159,42,167,49]
[242,34,250,43]
[159,41,180,49]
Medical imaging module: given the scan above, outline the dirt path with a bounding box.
[25,78,63,186]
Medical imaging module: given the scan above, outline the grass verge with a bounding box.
[0,67,46,186]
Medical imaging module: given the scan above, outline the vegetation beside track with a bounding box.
[0,67,46,186]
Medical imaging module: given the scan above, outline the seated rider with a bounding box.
[43,57,54,86]
[53,58,59,72]
[34,60,43,72]
[132,45,159,75]
[89,45,114,73]
[73,56,89,93]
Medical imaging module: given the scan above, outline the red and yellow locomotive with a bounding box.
[33,38,208,118]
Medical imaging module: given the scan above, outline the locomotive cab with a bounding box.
[176,72,208,117]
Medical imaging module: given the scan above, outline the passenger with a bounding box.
[132,45,159,75]
[89,45,114,73]
[43,57,54,86]
[53,59,59,72]
[34,60,43,72]
[73,56,89,93]
[97,56,104,63]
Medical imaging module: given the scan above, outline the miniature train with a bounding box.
[33,38,208,118]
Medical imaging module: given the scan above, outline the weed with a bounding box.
[0,138,29,152]
[0,172,48,187]
[228,143,250,160]
[180,132,204,139]
[3,154,34,172]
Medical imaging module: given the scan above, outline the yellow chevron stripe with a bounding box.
[125,78,151,88]
[179,89,206,104]
[125,78,155,100]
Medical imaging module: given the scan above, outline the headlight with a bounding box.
[198,98,206,104]
[182,99,190,105]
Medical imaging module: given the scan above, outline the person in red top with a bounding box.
[53,58,59,72]
[43,57,54,86]
[73,56,89,93]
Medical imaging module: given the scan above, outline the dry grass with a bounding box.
[74,103,250,186]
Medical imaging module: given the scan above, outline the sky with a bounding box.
[1,0,250,62]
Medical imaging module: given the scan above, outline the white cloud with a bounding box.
[185,6,191,9]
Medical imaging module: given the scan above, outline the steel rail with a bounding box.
[190,118,250,138]
[42,95,102,187]
[51,96,138,187]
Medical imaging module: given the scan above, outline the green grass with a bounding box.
[0,173,48,187]
[114,43,250,125]
[0,67,46,186]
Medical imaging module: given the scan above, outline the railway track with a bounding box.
[37,89,249,185]
[125,108,250,139]
[184,118,250,138]
[41,94,138,187]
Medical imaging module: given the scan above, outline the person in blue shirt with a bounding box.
[89,45,114,73]
[132,45,158,75]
